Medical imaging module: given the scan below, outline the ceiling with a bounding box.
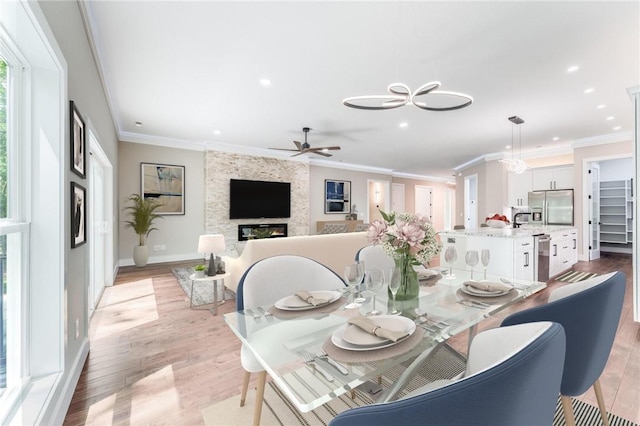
[82,1,639,181]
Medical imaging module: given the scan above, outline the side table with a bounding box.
[189,272,230,315]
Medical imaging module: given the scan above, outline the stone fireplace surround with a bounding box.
[204,150,309,254]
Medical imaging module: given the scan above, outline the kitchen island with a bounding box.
[438,225,577,282]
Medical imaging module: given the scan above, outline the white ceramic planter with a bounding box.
[133,245,149,267]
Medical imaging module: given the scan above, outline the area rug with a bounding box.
[555,270,599,283]
[201,343,638,426]
[171,267,235,306]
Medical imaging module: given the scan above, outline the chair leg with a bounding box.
[593,379,610,426]
[560,395,577,426]
[240,370,251,407]
[252,371,267,426]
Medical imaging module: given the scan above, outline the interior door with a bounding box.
[414,185,433,222]
[464,174,478,229]
[89,154,105,316]
[391,183,405,213]
[589,163,601,260]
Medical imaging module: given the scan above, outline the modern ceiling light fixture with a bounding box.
[342,81,473,111]
[500,115,527,174]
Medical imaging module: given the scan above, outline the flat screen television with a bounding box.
[229,179,291,219]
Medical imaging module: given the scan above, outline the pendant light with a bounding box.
[501,115,527,174]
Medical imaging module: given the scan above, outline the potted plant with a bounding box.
[123,194,162,267]
[194,264,206,278]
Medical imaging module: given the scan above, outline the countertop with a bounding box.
[438,225,576,239]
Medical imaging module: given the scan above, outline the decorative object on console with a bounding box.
[485,213,510,228]
[141,162,185,215]
[194,264,206,278]
[70,101,86,178]
[269,127,341,157]
[343,81,473,111]
[500,115,527,174]
[198,234,226,276]
[123,194,162,266]
[367,211,441,301]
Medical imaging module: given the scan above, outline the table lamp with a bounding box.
[198,234,226,276]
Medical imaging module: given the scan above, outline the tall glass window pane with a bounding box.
[0,56,7,390]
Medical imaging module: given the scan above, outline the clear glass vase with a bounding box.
[389,254,419,301]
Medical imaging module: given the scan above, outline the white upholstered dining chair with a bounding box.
[235,255,346,426]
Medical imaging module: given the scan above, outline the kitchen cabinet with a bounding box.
[514,238,535,281]
[549,229,577,278]
[532,166,573,191]
[507,171,533,207]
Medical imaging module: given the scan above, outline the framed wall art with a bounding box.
[71,182,87,248]
[70,101,86,178]
[141,162,185,215]
[324,179,351,214]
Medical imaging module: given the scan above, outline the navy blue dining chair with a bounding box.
[329,321,566,426]
[501,271,625,426]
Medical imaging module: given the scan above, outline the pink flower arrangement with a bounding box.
[367,211,441,264]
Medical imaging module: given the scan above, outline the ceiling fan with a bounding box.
[270,127,341,157]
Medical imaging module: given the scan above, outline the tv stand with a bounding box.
[238,223,288,241]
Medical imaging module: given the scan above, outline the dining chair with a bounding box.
[501,271,625,426]
[355,244,395,271]
[236,255,346,426]
[329,321,566,426]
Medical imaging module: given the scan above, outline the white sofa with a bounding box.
[222,232,370,294]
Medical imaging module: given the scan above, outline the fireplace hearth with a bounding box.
[238,223,288,241]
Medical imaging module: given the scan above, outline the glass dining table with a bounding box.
[222,267,546,414]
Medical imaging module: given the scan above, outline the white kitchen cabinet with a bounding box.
[549,229,577,277]
[507,171,533,207]
[532,166,573,191]
[513,238,535,281]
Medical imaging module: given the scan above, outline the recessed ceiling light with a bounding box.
[597,104,606,109]
[552,137,559,141]
[584,88,594,94]
[505,145,511,149]
[613,126,621,130]
[606,116,615,121]
[399,122,409,128]
[259,78,271,86]
[135,121,142,127]
[567,65,579,73]
[213,130,221,135]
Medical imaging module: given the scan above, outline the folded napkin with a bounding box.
[294,289,329,306]
[348,316,409,342]
[464,280,513,293]
[416,269,438,280]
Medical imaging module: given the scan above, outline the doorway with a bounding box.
[391,183,405,213]
[464,174,478,229]
[588,163,600,260]
[414,185,433,222]
[88,131,114,317]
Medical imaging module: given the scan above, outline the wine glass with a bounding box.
[465,250,479,280]
[365,269,384,315]
[481,249,490,280]
[444,246,458,279]
[344,263,364,308]
[354,261,367,303]
[388,267,401,315]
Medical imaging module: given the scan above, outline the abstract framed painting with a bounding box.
[141,162,185,215]
[71,182,87,248]
[70,101,86,178]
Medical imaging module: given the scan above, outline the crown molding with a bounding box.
[627,85,640,98]
[572,131,633,149]
[204,140,310,163]
[309,158,393,175]
[392,171,455,183]
[120,131,206,151]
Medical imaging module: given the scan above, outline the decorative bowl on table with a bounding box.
[486,219,509,228]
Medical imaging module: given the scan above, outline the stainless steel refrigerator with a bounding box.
[528,189,574,225]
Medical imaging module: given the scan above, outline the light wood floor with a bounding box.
[63,254,640,425]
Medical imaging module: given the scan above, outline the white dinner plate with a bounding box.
[331,316,416,351]
[461,285,512,298]
[342,315,416,346]
[274,290,341,311]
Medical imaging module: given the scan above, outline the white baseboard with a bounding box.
[119,252,202,267]
[45,337,89,425]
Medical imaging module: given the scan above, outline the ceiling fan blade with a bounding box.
[269,147,300,152]
[290,151,306,157]
[293,140,303,150]
[312,151,332,157]
[313,146,341,151]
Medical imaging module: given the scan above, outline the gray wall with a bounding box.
[118,141,205,264]
[38,0,119,418]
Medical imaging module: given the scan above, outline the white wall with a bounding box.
[599,157,633,181]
